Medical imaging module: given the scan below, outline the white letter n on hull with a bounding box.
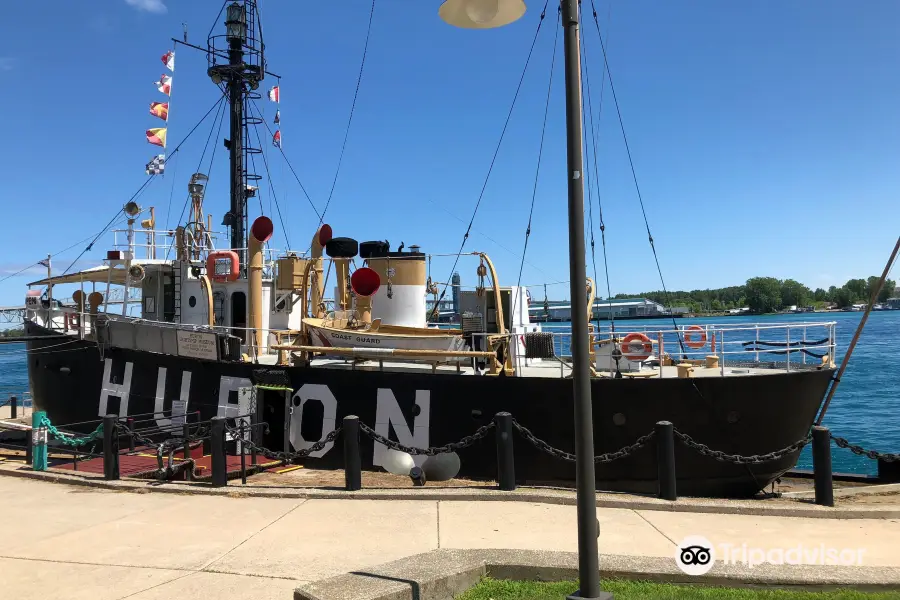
[373,389,431,468]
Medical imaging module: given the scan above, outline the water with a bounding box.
[2,312,897,473]
[0,342,32,407]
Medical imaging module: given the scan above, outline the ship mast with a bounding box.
[207,0,266,267]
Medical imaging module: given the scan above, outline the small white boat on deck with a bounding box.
[304,315,468,353]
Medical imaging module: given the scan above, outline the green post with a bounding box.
[31,411,48,471]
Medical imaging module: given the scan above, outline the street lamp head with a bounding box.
[439,0,526,29]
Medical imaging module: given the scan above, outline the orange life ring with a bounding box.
[206,250,240,283]
[620,333,653,362]
[684,325,707,349]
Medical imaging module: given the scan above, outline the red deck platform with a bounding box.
[52,445,283,479]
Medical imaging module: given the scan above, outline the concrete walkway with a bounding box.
[1,476,899,599]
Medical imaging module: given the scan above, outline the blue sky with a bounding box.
[1,0,898,305]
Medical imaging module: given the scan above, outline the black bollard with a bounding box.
[250,412,258,466]
[10,395,16,419]
[343,415,361,491]
[239,419,247,485]
[812,426,834,507]
[283,390,291,454]
[878,458,900,483]
[103,414,119,480]
[25,425,33,465]
[494,412,516,491]
[210,417,227,488]
[126,417,135,452]
[655,421,677,501]
[182,422,192,481]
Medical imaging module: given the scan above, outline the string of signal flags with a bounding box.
[269,85,282,148]
[145,50,174,175]
[143,48,281,175]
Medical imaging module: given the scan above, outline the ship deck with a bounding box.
[258,354,823,378]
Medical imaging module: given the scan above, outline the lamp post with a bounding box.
[440,1,609,598]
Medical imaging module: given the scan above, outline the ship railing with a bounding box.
[107,227,311,272]
[481,321,837,377]
[57,311,299,358]
[110,228,225,261]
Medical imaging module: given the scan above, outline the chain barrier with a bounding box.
[225,424,343,463]
[831,435,900,463]
[40,416,104,448]
[357,421,495,456]
[512,419,655,463]
[510,419,810,466]
[674,429,810,465]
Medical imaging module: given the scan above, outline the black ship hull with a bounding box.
[25,321,833,497]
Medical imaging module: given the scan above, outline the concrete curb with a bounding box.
[781,482,900,499]
[293,549,900,600]
[2,465,900,519]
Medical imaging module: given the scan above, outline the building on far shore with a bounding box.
[529,297,667,322]
[887,297,900,310]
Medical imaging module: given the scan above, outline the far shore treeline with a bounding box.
[616,277,897,314]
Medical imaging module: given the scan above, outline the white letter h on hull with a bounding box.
[98,359,133,417]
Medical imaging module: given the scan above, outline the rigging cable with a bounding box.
[162,94,227,231]
[0,227,107,284]
[252,99,321,221]
[248,150,266,216]
[166,96,229,259]
[163,154,181,233]
[0,263,42,286]
[587,0,686,355]
[162,49,180,234]
[432,0,551,319]
[580,34,601,334]
[248,102,292,250]
[59,197,148,278]
[515,7,560,321]
[426,199,552,280]
[580,3,615,333]
[317,0,377,228]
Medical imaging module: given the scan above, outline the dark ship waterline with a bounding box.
[22,0,839,498]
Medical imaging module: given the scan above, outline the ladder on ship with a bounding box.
[173,262,182,323]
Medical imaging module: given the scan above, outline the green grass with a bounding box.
[455,579,900,600]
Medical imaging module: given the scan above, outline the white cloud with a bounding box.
[125,0,167,14]
[0,58,15,71]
